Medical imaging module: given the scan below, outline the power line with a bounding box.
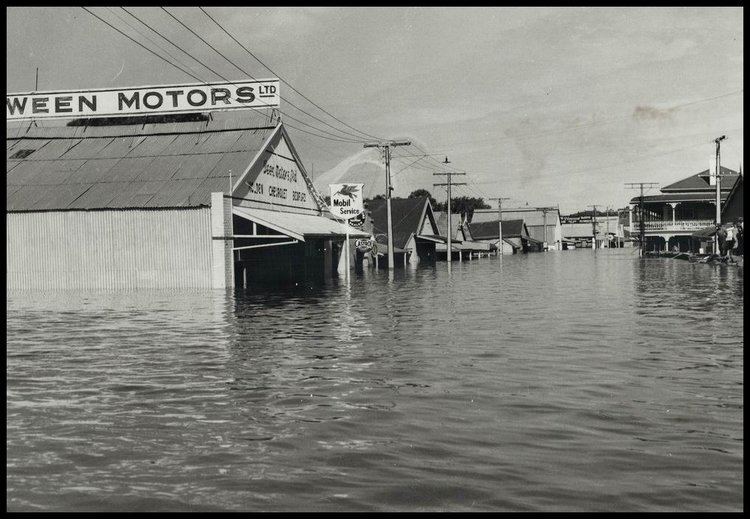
[112,7,205,80]
[84,7,365,144]
[199,6,385,142]
[416,89,744,152]
[81,7,204,83]
[160,7,369,143]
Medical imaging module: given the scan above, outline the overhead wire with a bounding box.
[160,7,371,143]
[199,6,385,142]
[85,7,365,144]
[109,7,205,81]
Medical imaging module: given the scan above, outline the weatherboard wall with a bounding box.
[6,208,212,290]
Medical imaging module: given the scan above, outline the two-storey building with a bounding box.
[628,166,741,252]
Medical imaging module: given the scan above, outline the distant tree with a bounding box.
[372,194,385,200]
[449,196,491,223]
[408,189,437,208]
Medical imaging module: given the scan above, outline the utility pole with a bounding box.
[625,182,659,256]
[605,206,610,248]
[433,157,466,263]
[364,140,411,269]
[587,205,598,250]
[714,135,726,229]
[488,197,510,256]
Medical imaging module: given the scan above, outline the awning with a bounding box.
[692,225,718,238]
[417,234,454,244]
[524,236,544,245]
[232,206,370,242]
[461,241,491,251]
[437,240,491,251]
[374,241,407,255]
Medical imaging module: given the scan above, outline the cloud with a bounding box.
[632,104,677,122]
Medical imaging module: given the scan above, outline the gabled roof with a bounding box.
[661,166,739,192]
[468,219,526,240]
[433,211,466,241]
[7,113,278,211]
[367,196,437,249]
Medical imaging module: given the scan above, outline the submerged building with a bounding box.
[628,166,741,252]
[467,219,543,254]
[472,206,562,250]
[366,196,443,267]
[433,211,492,260]
[7,114,367,290]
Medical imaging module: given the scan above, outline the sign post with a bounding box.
[329,184,364,281]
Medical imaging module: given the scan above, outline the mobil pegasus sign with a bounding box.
[6,79,280,121]
[329,183,364,220]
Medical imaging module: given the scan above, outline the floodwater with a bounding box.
[6,249,744,511]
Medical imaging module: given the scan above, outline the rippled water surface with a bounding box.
[7,250,744,511]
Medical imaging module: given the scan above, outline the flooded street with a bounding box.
[6,249,744,511]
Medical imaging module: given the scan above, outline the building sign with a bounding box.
[709,159,717,186]
[561,215,593,224]
[347,212,366,228]
[242,135,319,211]
[329,184,364,219]
[355,239,375,253]
[6,79,280,121]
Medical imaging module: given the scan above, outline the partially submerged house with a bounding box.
[561,214,626,248]
[6,114,367,289]
[433,211,492,260]
[467,219,543,254]
[366,196,443,267]
[473,206,562,250]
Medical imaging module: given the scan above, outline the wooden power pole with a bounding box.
[488,197,510,256]
[625,182,659,256]
[712,135,727,255]
[364,140,411,269]
[433,157,466,263]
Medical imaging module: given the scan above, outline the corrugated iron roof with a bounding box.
[661,167,739,192]
[367,197,432,249]
[468,219,526,240]
[7,118,276,211]
[433,211,466,240]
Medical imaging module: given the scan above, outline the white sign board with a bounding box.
[6,79,280,121]
[329,184,364,219]
[709,158,716,186]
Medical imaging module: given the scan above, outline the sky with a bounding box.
[6,7,744,212]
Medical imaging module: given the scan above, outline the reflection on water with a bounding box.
[7,250,743,511]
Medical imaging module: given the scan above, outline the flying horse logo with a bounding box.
[334,184,360,199]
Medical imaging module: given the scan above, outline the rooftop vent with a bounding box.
[66,113,211,127]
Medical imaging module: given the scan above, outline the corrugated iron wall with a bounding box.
[7,208,212,290]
